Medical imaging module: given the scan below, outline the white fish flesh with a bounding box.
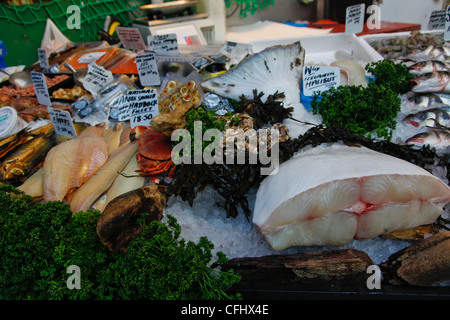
[329,60,368,87]
[42,124,109,203]
[410,71,450,93]
[253,144,450,250]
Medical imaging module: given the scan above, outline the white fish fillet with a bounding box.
[69,140,139,214]
[42,125,108,203]
[253,144,450,250]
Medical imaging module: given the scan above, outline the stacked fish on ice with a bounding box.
[398,44,450,150]
[253,144,450,250]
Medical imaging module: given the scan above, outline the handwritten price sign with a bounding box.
[31,71,51,106]
[48,107,77,138]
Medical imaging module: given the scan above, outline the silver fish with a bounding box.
[408,60,450,76]
[410,71,450,93]
[405,128,450,149]
[403,107,450,128]
[407,45,450,62]
[402,92,450,111]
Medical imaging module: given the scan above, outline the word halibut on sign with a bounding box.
[302,65,340,97]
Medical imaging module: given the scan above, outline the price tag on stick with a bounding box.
[345,3,365,35]
[48,107,77,138]
[30,71,51,106]
[135,52,161,87]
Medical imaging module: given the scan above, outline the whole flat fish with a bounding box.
[410,71,450,93]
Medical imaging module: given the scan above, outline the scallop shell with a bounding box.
[200,41,305,108]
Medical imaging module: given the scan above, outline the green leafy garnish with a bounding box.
[311,59,412,141]
[0,185,241,300]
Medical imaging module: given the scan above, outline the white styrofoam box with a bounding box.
[356,30,444,61]
[249,33,382,66]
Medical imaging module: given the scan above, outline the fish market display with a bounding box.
[253,144,450,250]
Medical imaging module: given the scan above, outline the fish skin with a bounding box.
[408,60,450,76]
[402,107,450,128]
[405,129,450,149]
[402,92,450,112]
[407,45,450,62]
[410,71,450,93]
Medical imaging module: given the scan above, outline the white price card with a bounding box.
[37,48,49,71]
[445,6,450,41]
[115,26,147,51]
[126,89,159,128]
[135,52,161,87]
[428,9,446,31]
[30,71,51,106]
[48,107,77,138]
[82,63,114,96]
[345,3,365,35]
[302,65,340,97]
[147,33,178,54]
[77,51,106,64]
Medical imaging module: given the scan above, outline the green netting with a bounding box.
[225,0,275,17]
[0,0,147,43]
